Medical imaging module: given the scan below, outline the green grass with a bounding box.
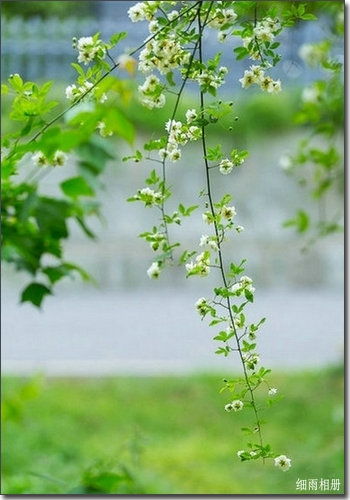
[1,367,344,494]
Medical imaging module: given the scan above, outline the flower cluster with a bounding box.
[209,8,237,29]
[231,275,256,295]
[127,1,159,23]
[73,35,106,65]
[199,234,218,251]
[195,297,210,316]
[225,400,244,412]
[32,150,67,167]
[186,251,210,277]
[194,65,228,94]
[208,7,238,42]
[65,81,107,103]
[253,17,281,43]
[159,118,201,162]
[239,65,281,93]
[138,36,190,74]
[129,187,164,207]
[138,74,166,109]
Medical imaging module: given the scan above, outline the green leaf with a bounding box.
[103,108,134,144]
[301,13,317,20]
[71,63,85,77]
[283,210,309,233]
[233,46,249,60]
[244,289,254,303]
[165,71,176,87]
[21,282,52,307]
[60,176,95,198]
[109,32,127,47]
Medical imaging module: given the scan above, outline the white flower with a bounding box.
[202,212,212,224]
[128,2,147,22]
[195,297,207,315]
[168,10,179,21]
[32,151,47,167]
[65,84,77,100]
[187,126,201,141]
[224,9,237,23]
[250,65,265,81]
[279,154,292,171]
[218,66,228,76]
[250,451,257,457]
[97,121,113,137]
[271,79,282,93]
[225,403,234,412]
[253,25,274,43]
[168,149,181,162]
[236,225,244,233]
[219,158,234,175]
[239,70,256,88]
[218,32,228,43]
[302,86,320,103]
[231,283,241,293]
[76,36,105,65]
[237,450,245,458]
[148,20,159,33]
[240,275,253,285]
[268,387,278,396]
[199,235,218,251]
[76,36,93,50]
[274,455,292,471]
[221,205,236,219]
[52,150,67,167]
[147,261,161,279]
[231,400,244,411]
[185,261,196,273]
[199,234,209,247]
[185,108,197,123]
[165,119,182,133]
[210,8,237,28]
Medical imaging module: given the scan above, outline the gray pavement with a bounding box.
[1,287,343,375]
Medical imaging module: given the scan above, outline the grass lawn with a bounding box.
[1,366,344,494]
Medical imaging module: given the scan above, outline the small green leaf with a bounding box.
[21,282,52,307]
[109,32,127,47]
[60,177,94,198]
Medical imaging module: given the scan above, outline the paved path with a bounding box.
[1,288,343,375]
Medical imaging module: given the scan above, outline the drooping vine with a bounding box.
[1,0,323,470]
[124,1,319,470]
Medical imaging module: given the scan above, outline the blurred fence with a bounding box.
[1,12,325,83]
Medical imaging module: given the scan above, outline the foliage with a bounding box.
[1,368,344,494]
[281,3,344,245]
[1,1,93,19]
[122,0,321,469]
[0,0,343,478]
[1,51,133,307]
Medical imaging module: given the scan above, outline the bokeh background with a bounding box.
[1,1,344,495]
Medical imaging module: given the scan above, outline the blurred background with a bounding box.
[1,1,344,495]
